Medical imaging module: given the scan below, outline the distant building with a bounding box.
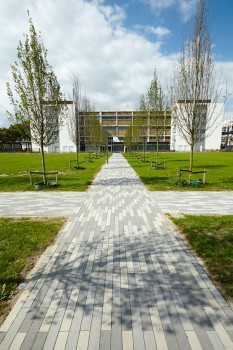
[31,101,224,153]
[221,119,233,149]
[32,107,172,153]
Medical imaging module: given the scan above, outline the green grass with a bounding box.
[170,215,233,301]
[123,151,233,190]
[0,217,66,325]
[0,152,108,191]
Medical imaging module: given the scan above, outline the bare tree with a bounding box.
[171,0,224,171]
[7,13,66,184]
[68,75,82,166]
[81,94,95,159]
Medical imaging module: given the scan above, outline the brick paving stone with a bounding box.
[28,332,47,350]
[143,330,157,350]
[8,333,26,350]
[1,153,233,349]
[0,334,5,344]
[76,331,90,349]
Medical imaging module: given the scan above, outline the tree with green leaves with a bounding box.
[6,13,66,184]
[147,69,166,164]
[124,124,134,152]
[0,122,31,151]
[137,94,149,161]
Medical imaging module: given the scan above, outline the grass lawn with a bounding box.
[0,217,66,325]
[0,152,108,191]
[123,151,233,191]
[169,215,233,303]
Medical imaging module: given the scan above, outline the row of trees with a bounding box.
[6,0,225,180]
[125,69,169,164]
[0,121,30,143]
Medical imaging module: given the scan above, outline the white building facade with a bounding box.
[31,103,76,153]
[31,102,224,153]
[170,102,224,152]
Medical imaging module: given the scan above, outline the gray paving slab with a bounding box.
[0,153,233,349]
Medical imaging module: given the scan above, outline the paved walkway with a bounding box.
[0,153,233,350]
[1,193,233,218]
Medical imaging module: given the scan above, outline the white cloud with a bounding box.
[1,0,231,128]
[136,25,170,38]
[178,0,197,22]
[142,0,197,21]
[215,61,233,119]
[143,0,175,10]
[99,3,126,26]
[0,0,174,127]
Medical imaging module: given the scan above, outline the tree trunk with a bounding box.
[40,142,46,184]
[189,144,194,173]
[156,139,159,165]
[143,138,146,161]
[76,143,79,165]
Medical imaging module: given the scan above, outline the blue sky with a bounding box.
[0,0,233,127]
[104,0,233,60]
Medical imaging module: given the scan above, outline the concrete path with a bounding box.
[0,153,233,350]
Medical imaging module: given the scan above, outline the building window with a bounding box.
[102,116,116,120]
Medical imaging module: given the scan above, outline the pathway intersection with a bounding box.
[0,153,233,349]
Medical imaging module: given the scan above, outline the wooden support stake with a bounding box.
[203,170,206,184]
[29,171,33,184]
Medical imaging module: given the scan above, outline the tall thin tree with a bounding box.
[68,75,82,166]
[171,0,224,171]
[147,69,166,164]
[137,94,149,161]
[7,13,66,184]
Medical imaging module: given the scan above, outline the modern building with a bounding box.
[97,110,171,148]
[221,119,233,149]
[32,106,172,153]
[31,101,224,153]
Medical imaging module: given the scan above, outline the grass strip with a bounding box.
[123,151,233,191]
[0,216,66,325]
[0,152,109,191]
[169,214,233,302]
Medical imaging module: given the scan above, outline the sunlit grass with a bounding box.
[0,152,108,191]
[170,215,233,302]
[0,217,66,325]
[123,151,233,190]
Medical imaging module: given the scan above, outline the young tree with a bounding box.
[91,113,102,157]
[68,75,82,166]
[171,0,224,171]
[147,69,166,164]
[81,94,95,159]
[124,124,133,152]
[7,13,66,183]
[136,94,149,161]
